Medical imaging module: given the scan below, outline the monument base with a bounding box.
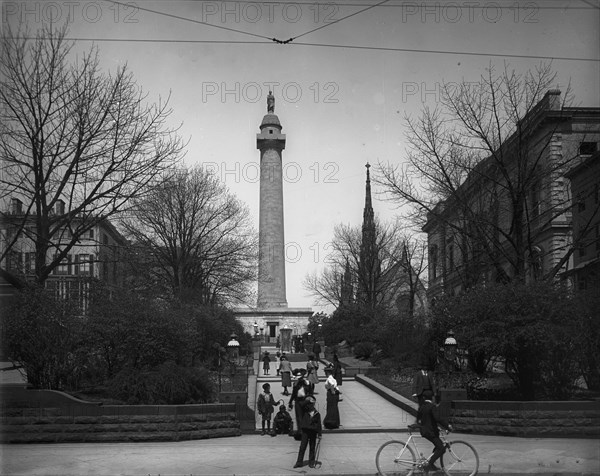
[234,307,313,347]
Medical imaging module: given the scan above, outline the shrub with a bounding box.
[353,341,377,360]
[108,362,214,404]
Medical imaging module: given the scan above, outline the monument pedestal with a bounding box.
[234,307,313,347]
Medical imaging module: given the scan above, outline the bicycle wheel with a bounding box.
[441,440,479,476]
[375,440,417,476]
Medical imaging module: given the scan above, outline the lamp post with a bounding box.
[317,323,322,343]
[444,330,458,372]
[253,321,259,338]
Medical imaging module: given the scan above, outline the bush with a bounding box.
[353,341,377,360]
[108,362,214,404]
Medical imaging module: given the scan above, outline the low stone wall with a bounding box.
[1,385,242,443]
[451,400,600,438]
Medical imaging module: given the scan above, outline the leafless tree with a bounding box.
[120,166,258,306]
[377,62,599,284]
[303,219,425,315]
[0,25,184,285]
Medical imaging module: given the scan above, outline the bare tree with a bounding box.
[303,219,424,314]
[377,62,600,285]
[0,25,184,285]
[120,166,258,306]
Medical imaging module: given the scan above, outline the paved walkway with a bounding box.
[2,431,599,475]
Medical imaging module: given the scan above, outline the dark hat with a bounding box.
[305,396,316,405]
[422,389,434,400]
[324,364,334,373]
[262,383,271,390]
[279,404,286,411]
[292,368,306,377]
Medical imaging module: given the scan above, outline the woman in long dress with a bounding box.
[279,354,293,395]
[323,364,342,429]
[306,353,320,394]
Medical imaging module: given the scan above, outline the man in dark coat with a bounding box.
[293,396,322,468]
[412,362,437,405]
[417,389,452,471]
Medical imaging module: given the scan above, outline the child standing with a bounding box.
[262,351,271,375]
[257,383,277,435]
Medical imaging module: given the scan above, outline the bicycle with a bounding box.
[376,424,479,476]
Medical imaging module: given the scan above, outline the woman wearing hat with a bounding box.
[279,354,293,396]
[323,364,342,429]
[306,353,320,393]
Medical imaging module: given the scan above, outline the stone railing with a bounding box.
[1,385,244,443]
[450,400,600,438]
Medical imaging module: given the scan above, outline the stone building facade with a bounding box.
[423,90,600,299]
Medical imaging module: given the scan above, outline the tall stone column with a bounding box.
[256,91,287,308]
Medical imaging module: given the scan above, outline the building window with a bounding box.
[579,142,597,156]
[429,245,438,279]
[77,254,93,275]
[55,199,65,215]
[24,252,35,274]
[577,192,586,212]
[447,238,454,270]
[10,198,23,215]
[54,254,72,275]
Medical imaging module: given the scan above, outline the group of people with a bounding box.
[256,350,345,469]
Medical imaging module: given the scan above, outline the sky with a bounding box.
[5,0,599,312]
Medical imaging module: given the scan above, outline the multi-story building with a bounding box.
[565,151,600,291]
[423,90,600,299]
[0,197,128,308]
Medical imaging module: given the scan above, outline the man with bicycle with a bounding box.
[417,389,453,472]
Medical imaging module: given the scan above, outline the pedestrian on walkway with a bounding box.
[289,368,312,438]
[262,351,271,375]
[323,364,342,429]
[306,353,319,393]
[412,359,436,405]
[293,396,322,469]
[417,389,452,471]
[312,341,322,360]
[257,383,277,435]
[279,354,293,395]
[273,404,293,435]
[332,353,343,387]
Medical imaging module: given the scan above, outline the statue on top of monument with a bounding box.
[267,90,275,113]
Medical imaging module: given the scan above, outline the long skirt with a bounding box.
[281,371,292,388]
[323,391,340,429]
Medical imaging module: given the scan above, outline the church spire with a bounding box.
[363,162,374,229]
[358,162,380,309]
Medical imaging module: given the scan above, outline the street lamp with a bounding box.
[253,321,259,337]
[444,330,458,371]
[317,323,322,342]
[227,333,240,361]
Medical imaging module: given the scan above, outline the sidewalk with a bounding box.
[2,432,599,475]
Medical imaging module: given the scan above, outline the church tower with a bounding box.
[256,91,287,308]
[358,163,380,308]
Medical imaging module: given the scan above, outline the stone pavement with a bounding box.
[2,430,599,475]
